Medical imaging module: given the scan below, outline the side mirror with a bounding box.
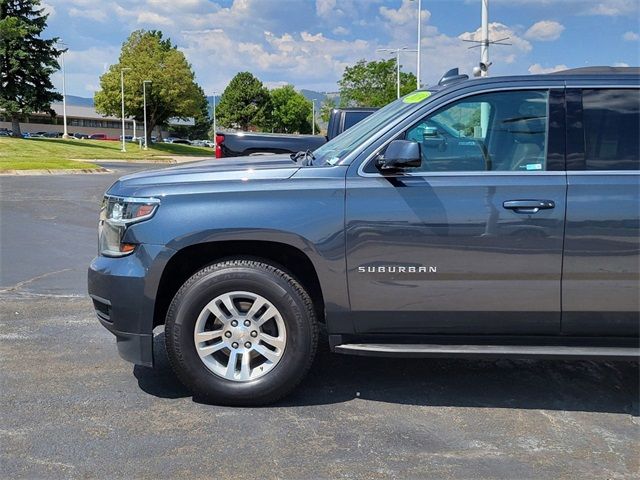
[377,140,422,171]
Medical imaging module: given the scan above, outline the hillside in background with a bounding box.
[66,95,94,107]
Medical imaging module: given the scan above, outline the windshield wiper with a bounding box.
[290,150,315,166]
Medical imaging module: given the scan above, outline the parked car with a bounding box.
[215,107,377,158]
[163,137,191,145]
[73,133,90,139]
[89,66,639,406]
[89,133,108,140]
[191,139,215,147]
[0,128,12,137]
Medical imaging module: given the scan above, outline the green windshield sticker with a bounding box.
[403,91,431,104]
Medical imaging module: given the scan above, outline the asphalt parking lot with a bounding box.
[1,163,639,479]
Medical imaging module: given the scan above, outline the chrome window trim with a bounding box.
[567,170,639,176]
[358,170,566,178]
[565,84,640,88]
[356,85,562,178]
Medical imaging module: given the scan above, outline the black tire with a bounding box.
[165,258,318,406]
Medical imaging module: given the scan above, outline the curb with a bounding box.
[76,158,177,164]
[0,167,110,176]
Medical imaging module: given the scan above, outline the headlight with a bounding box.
[98,196,160,257]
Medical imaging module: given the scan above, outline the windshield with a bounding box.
[312,90,435,166]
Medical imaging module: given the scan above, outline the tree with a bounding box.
[320,97,337,123]
[94,30,206,144]
[168,84,211,140]
[0,0,62,137]
[216,72,269,131]
[338,58,416,108]
[266,85,312,134]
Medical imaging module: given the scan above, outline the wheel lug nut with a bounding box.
[244,342,252,348]
[230,320,238,327]
[231,342,239,349]
[224,331,232,338]
[250,331,258,337]
[244,320,251,327]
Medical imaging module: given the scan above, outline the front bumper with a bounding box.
[88,244,172,367]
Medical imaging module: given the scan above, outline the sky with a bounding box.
[41,0,640,97]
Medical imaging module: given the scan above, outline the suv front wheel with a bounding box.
[165,259,318,405]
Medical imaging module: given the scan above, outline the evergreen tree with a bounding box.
[0,0,62,137]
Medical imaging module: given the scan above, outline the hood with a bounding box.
[107,154,300,196]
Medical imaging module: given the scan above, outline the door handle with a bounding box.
[503,200,555,214]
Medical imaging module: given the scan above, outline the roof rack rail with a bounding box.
[549,66,640,75]
[438,68,469,86]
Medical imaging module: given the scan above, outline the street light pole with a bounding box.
[57,42,69,139]
[376,47,417,99]
[410,0,422,89]
[416,0,421,88]
[480,0,489,77]
[143,80,151,150]
[312,99,316,135]
[120,68,131,153]
[396,50,401,98]
[212,92,217,145]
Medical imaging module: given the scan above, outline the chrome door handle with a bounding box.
[503,200,555,214]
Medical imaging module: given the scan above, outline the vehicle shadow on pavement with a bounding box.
[134,331,639,415]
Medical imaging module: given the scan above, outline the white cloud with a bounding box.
[332,26,349,36]
[525,20,564,41]
[623,31,639,41]
[181,27,372,92]
[40,1,56,18]
[528,63,568,74]
[459,22,532,53]
[315,0,336,19]
[613,62,630,67]
[47,0,570,96]
[68,7,107,22]
[379,0,428,26]
[585,0,638,15]
[485,0,638,16]
[51,45,120,95]
[136,11,173,26]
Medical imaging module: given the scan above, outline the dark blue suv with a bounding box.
[89,67,639,405]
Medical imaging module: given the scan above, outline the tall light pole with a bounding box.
[377,47,417,99]
[480,0,489,77]
[312,99,316,135]
[120,67,131,152]
[211,92,217,145]
[143,80,151,150]
[57,42,69,139]
[410,0,422,88]
[465,0,509,78]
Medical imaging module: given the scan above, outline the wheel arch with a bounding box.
[153,240,326,329]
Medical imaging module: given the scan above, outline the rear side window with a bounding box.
[343,111,373,131]
[582,89,640,171]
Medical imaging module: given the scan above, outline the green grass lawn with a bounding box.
[0,137,215,170]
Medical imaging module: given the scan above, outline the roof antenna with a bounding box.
[462,0,511,77]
